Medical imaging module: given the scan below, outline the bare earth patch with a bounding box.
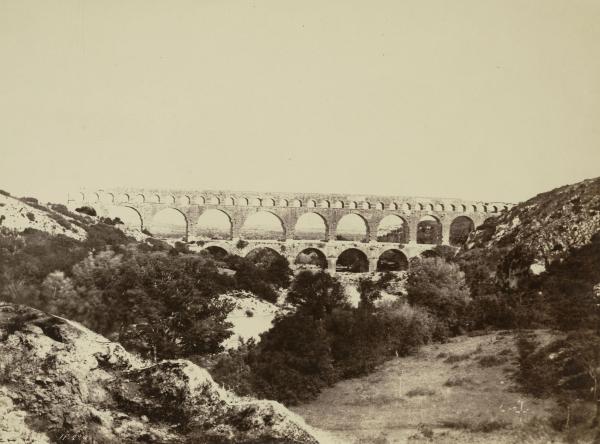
[291,331,560,443]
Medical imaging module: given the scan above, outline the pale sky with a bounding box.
[1,0,599,204]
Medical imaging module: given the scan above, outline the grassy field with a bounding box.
[292,331,571,443]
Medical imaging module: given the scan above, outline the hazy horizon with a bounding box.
[1,0,599,204]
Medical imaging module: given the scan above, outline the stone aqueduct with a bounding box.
[67,188,513,273]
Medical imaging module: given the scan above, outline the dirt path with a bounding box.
[291,331,560,443]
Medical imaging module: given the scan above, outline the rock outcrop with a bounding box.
[461,176,600,287]
[0,303,326,443]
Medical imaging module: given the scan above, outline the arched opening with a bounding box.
[307,200,316,208]
[106,206,143,230]
[335,213,368,242]
[389,202,398,210]
[117,194,130,203]
[417,215,442,245]
[223,197,234,206]
[178,195,191,206]
[249,198,261,206]
[279,199,288,207]
[204,246,229,261]
[402,203,411,211]
[100,193,114,204]
[294,248,327,269]
[294,213,327,240]
[241,211,285,240]
[377,249,408,272]
[291,199,302,208]
[333,201,344,209]
[377,215,408,243]
[133,194,145,204]
[150,194,160,204]
[375,202,384,210]
[449,216,475,246]
[147,208,187,240]
[262,198,275,207]
[336,248,369,273]
[196,209,232,240]
[319,200,330,208]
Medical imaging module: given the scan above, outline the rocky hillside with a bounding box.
[0,303,328,443]
[461,176,600,288]
[0,193,87,240]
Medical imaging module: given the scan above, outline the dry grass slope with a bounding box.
[292,331,562,443]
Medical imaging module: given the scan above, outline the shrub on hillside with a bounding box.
[75,206,97,217]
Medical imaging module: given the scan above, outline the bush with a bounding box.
[0,189,10,196]
[236,239,248,249]
[406,257,471,334]
[26,212,35,222]
[75,206,97,217]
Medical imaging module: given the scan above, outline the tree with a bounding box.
[287,270,348,318]
[406,257,471,333]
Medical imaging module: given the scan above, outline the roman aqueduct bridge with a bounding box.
[68,188,513,273]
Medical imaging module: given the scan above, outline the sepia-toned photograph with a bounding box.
[1,1,599,443]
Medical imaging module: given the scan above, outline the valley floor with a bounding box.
[292,331,567,444]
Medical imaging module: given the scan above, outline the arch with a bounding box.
[165,195,176,205]
[434,203,444,212]
[377,249,409,272]
[250,197,262,207]
[279,199,289,207]
[290,199,302,208]
[262,198,275,207]
[89,192,100,203]
[319,200,330,209]
[471,205,477,212]
[223,197,235,206]
[417,215,442,245]
[389,202,398,210]
[460,204,467,212]
[107,206,143,230]
[196,209,232,240]
[147,208,188,240]
[361,201,370,210]
[491,205,498,213]
[195,196,206,205]
[480,204,488,213]
[238,197,248,206]
[204,245,229,261]
[295,248,327,269]
[449,216,475,246]
[375,202,384,210]
[117,193,130,203]
[333,200,344,209]
[100,192,114,204]
[427,203,434,211]
[208,196,220,205]
[294,212,328,240]
[149,194,160,204]
[132,194,145,204]
[377,215,408,243]
[450,204,456,212]
[178,195,191,206]
[77,192,85,202]
[401,203,411,211]
[306,199,316,208]
[418,203,425,211]
[240,211,286,240]
[336,248,369,273]
[335,213,368,242]
[348,201,357,209]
